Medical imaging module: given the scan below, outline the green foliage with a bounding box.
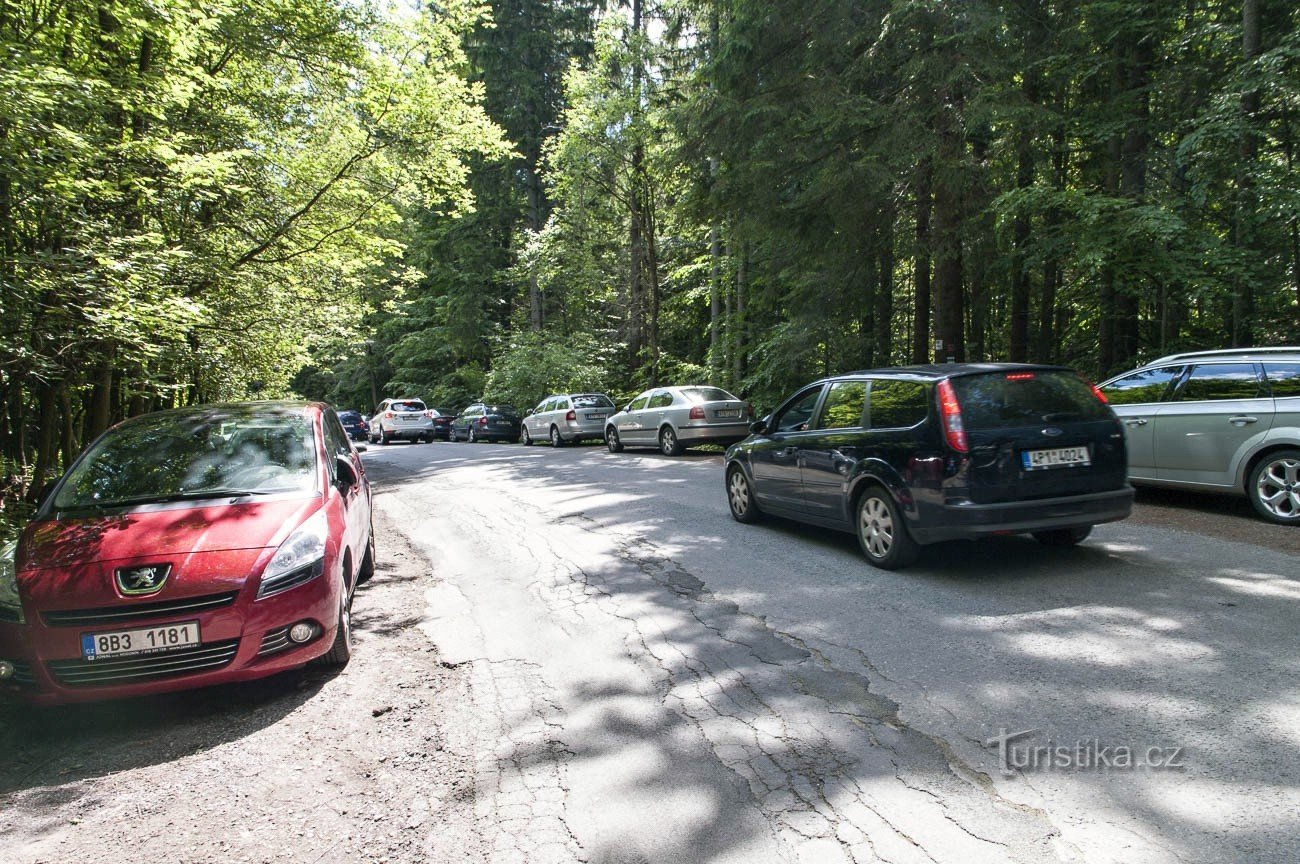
[483,330,614,409]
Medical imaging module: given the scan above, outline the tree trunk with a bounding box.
[875,199,894,364]
[1232,0,1261,345]
[911,160,932,364]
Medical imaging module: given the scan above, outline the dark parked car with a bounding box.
[0,402,373,705]
[338,409,368,442]
[428,408,454,441]
[450,403,521,443]
[724,365,1134,569]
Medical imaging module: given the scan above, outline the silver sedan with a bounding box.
[605,386,752,455]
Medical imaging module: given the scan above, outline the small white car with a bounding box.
[368,398,435,444]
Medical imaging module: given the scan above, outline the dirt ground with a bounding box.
[0,497,485,864]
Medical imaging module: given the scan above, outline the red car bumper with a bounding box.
[0,557,343,707]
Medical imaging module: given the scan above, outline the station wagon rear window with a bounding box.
[1263,362,1300,397]
[951,371,1110,430]
[390,401,425,412]
[572,395,615,408]
[681,387,737,403]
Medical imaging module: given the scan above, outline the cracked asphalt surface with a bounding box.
[2,438,1296,863]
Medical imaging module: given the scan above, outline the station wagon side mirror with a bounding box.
[335,456,359,490]
[749,418,769,435]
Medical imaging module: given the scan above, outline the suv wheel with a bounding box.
[550,426,564,447]
[659,426,683,456]
[855,487,918,570]
[606,427,623,453]
[1249,449,1300,525]
[1032,526,1092,547]
[380,429,391,445]
[726,466,761,524]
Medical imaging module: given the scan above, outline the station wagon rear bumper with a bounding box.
[914,486,1135,544]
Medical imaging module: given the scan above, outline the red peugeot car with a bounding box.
[0,402,374,705]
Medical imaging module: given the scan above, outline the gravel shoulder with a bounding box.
[0,499,481,864]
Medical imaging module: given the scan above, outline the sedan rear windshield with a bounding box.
[950,371,1111,430]
[572,395,615,409]
[486,405,519,417]
[390,401,425,412]
[53,408,318,510]
[681,387,737,403]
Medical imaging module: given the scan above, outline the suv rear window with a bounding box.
[951,371,1110,430]
[390,401,425,412]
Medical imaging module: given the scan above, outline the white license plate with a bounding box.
[715,409,741,418]
[586,413,607,421]
[1022,446,1091,470]
[82,620,201,661]
[399,413,420,421]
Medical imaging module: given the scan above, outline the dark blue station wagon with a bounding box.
[724,364,1135,569]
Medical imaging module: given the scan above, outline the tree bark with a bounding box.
[911,160,932,364]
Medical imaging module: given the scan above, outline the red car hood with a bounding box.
[19,497,320,571]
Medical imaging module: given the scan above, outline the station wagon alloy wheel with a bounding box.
[855,489,918,570]
[1249,450,1300,524]
[551,426,564,447]
[727,467,760,524]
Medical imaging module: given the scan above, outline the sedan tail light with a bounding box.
[689,406,705,420]
[936,379,969,453]
[478,417,488,426]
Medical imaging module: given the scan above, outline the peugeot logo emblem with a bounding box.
[115,564,171,596]
[1042,427,1064,438]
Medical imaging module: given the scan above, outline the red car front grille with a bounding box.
[47,639,240,688]
[42,592,239,628]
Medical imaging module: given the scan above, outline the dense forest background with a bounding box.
[3,0,1299,518]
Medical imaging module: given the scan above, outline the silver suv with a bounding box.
[522,393,616,446]
[368,397,434,444]
[1099,348,1300,524]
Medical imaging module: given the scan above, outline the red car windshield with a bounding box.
[52,407,318,510]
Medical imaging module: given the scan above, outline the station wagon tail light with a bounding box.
[689,406,706,420]
[1081,377,1109,404]
[936,379,969,453]
[566,409,577,421]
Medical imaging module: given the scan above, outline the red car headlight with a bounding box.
[257,510,328,599]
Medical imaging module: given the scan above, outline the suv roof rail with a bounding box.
[1145,346,1300,366]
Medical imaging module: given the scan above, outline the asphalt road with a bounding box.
[362,437,1298,864]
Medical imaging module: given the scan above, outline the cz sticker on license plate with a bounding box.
[1021,446,1091,470]
[82,620,201,661]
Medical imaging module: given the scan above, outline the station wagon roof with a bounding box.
[837,363,1071,380]
[1144,346,1300,366]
